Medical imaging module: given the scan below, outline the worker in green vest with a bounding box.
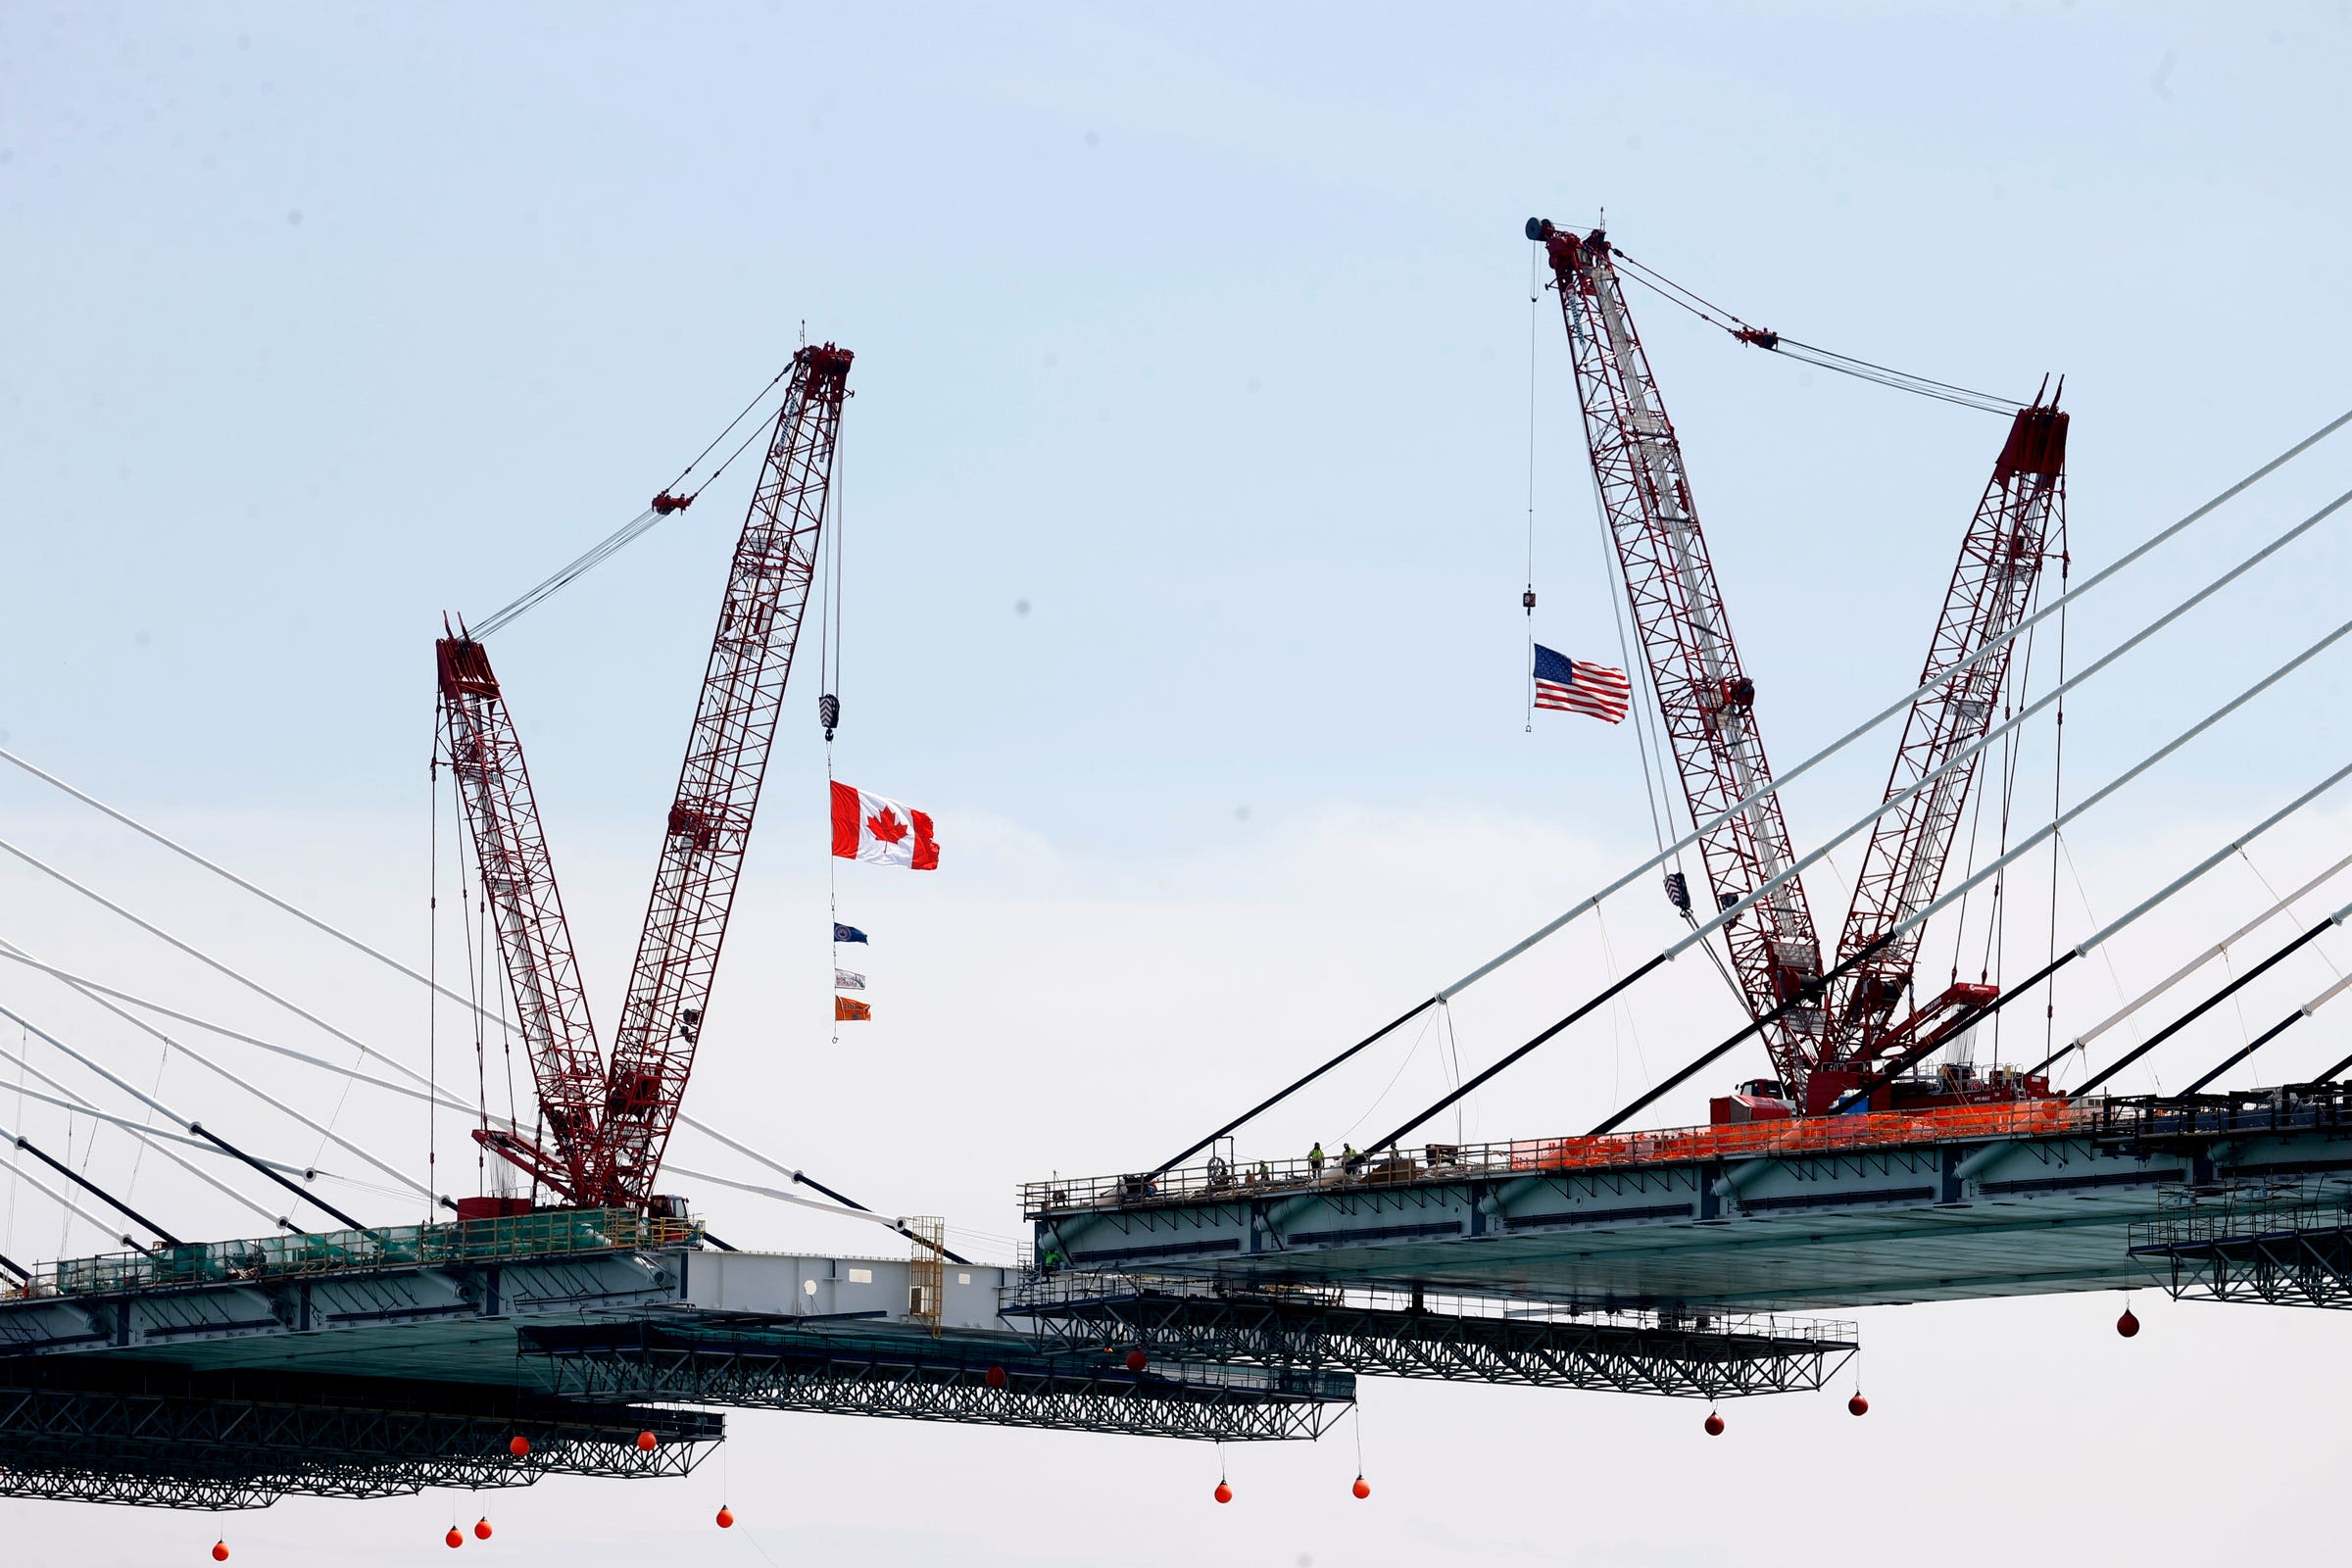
[1307,1141,1325,1177]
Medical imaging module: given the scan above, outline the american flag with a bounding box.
[1533,644,1633,723]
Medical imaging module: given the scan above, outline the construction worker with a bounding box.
[1342,1142,1363,1175]
[1307,1141,1325,1177]
[1256,1160,1272,1185]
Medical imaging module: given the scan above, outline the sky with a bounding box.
[3,2,2351,1564]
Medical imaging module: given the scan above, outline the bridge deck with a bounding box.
[1026,1091,2352,1311]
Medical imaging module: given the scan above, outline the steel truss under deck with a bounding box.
[0,1364,715,1510]
[518,1318,1352,1442]
[2130,1180,2352,1308]
[1007,1277,1856,1398]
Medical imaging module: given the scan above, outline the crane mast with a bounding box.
[435,635,612,1198]
[1530,219,1828,1097]
[598,342,853,1210]
[1822,400,2066,1082]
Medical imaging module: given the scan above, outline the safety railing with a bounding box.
[2131,1177,2352,1251]
[1005,1268,1857,1346]
[1022,1099,2098,1215]
[2086,1083,2352,1146]
[13,1208,701,1298]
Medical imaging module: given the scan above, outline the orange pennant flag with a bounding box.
[835,996,871,1022]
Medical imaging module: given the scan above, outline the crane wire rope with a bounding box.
[1606,248,2024,415]
[2043,526,2073,1065]
[821,415,849,1042]
[1524,238,1542,733]
[1155,443,2352,1169]
[466,360,801,641]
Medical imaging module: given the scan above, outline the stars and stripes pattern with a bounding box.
[1533,644,1633,723]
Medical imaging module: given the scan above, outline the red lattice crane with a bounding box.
[435,634,612,1199]
[1530,219,2065,1114]
[437,342,854,1209]
[1811,397,2066,1107]
[1529,219,1831,1099]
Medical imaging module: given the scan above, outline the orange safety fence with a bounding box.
[1503,1099,2087,1175]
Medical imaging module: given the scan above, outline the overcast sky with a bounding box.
[4,3,2351,1564]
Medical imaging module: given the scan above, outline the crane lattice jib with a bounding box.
[435,637,611,1198]
[1829,404,2067,1057]
[1534,221,1828,1097]
[599,343,853,1210]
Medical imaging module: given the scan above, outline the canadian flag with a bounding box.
[830,781,940,869]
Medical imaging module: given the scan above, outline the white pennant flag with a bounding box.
[834,968,866,990]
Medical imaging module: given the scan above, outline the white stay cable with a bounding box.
[0,945,459,1111]
[0,835,476,1121]
[0,742,505,1030]
[2069,851,2352,1054]
[0,1119,147,1253]
[3,411,2344,1161]
[0,971,434,1202]
[0,1040,295,1234]
[1436,432,2352,1003]
[1652,521,2352,973]
[662,1161,919,1235]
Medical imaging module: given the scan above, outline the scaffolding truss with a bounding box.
[0,1364,716,1510]
[519,1317,1352,1442]
[1007,1277,1856,1398]
[2129,1181,2352,1308]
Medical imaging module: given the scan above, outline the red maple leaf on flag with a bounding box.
[866,808,909,844]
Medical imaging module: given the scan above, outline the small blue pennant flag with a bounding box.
[834,922,868,945]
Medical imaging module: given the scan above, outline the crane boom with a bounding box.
[1530,219,1828,1097]
[1825,400,2067,1066]
[598,342,854,1210]
[434,635,611,1197]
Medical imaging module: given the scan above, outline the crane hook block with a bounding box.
[818,693,840,741]
[652,491,693,515]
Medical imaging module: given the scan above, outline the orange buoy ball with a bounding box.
[1125,1349,1149,1372]
[473,1518,493,1541]
[636,1430,658,1451]
[1848,1394,1869,1417]
[1703,1412,1725,1437]
[1213,1481,1233,1505]
[212,1545,230,1564]
[445,1526,465,1548]
[2117,1307,2140,1339]
[983,1365,1007,1390]
[1351,1476,1371,1500]
[508,1434,530,1457]
[715,1506,735,1529]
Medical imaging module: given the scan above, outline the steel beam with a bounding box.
[0,1363,716,1510]
[1009,1280,1855,1398]
[2129,1181,2352,1308]
[518,1319,1351,1442]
